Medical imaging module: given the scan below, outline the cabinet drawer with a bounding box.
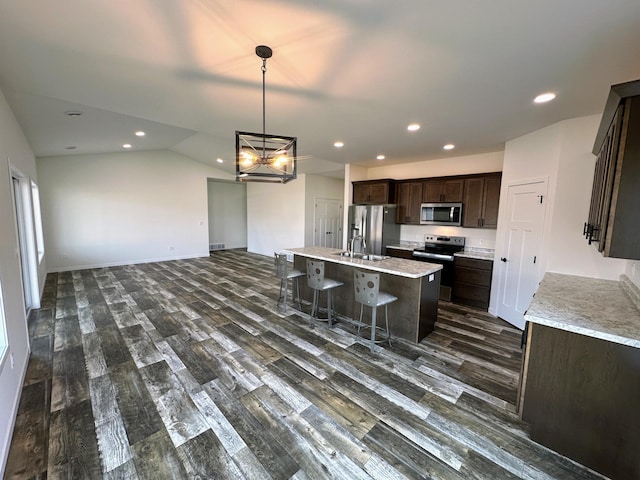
[453,282,490,302]
[454,256,493,271]
[455,266,492,287]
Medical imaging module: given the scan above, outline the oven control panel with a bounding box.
[424,235,465,246]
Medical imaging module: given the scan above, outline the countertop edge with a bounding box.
[524,312,640,348]
[524,272,640,349]
[285,247,442,279]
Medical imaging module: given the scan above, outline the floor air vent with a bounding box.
[209,243,225,251]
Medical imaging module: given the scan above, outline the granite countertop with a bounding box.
[454,248,495,261]
[285,246,442,279]
[524,272,640,348]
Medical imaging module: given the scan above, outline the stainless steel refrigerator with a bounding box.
[347,205,400,255]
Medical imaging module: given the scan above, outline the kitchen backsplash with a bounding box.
[400,224,497,249]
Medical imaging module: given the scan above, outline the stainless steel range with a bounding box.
[412,235,465,301]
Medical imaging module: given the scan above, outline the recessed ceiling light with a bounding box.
[64,111,83,118]
[407,123,420,132]
[534,92,556,104]
[334,141,344,148]
[135,131,146,137]
[443,144,455,150]
[123,144,132,149]
[216,158,224,164]
[376,154,385,160]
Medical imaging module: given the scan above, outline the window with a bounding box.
[31,181,45,263]
[0,278,8,369]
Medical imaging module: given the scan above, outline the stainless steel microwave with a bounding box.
[420,203,462,226]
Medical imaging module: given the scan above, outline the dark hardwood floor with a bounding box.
[5,250,606,479]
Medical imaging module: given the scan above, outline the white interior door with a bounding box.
[497,180,547,329]
[314,198,343,248]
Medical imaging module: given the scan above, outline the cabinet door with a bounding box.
[368,182,389,204]
[396,182,422,224]
[353,183,371,204]
[422,180,444,203]
[481,175,501,228]
[395,183,410,223]
[462,177,484,227]
[407,182,423,223]
[443,179,464,202]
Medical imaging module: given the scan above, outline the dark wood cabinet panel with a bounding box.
[586,80,640,259]
[481,175,501,228]
[462,174,502,228]
[520,323,640,480]
[452,256,492,310]
[422,179,463,203]
[352,180,395,204]
[386,247,415,260]
[395,181,422,224]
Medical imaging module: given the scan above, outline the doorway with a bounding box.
[314,198,343,249]
[496,179,548,329]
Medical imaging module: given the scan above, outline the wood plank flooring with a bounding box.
[5,250,607,479]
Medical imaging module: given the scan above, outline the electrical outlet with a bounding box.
[169,245,175,252]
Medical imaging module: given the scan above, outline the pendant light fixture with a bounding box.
[235,45,297,183]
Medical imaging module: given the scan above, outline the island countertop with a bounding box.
[524,272,640,348]
[285,246,442,279]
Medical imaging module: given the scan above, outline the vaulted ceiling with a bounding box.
[1,1,640,177]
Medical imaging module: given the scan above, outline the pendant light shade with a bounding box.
[235,45,297,183]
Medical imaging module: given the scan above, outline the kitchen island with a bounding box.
[519,272,640,480]
[285,246,442,343]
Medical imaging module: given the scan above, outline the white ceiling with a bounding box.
[1,1,640,178]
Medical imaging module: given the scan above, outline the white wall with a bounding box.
[0,89,43,475]
[37,150,232,271]
[490,115,629,317]
[367,151,503,180]
[207,180,247,250]
[246,175,306,256]
[304,174,344,247]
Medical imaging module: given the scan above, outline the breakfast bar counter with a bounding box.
[285,246,442,343]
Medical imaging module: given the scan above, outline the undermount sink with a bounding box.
[335,251,390,261]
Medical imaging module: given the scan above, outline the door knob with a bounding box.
[500,257,507,262]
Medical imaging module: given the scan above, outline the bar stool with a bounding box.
[274,252,305,313]
[306,259,344,327]
[354,269,397,352]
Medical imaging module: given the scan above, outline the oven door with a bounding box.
[412,250,455,301]
[420,203,462,226]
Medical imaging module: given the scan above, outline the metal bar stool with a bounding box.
[274,252,305,313]
[306,259,344,327]
[354,269,397,352]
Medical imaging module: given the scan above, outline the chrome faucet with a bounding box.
[349,235,367,256]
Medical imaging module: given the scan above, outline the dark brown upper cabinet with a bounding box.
[395,181,423,224]
[422,178,464,203]
[586,80,640,259]
[462,174,501,228]
[352,179,395,204]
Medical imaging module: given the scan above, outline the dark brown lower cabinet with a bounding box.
[519,322,640,480]
[452,256,492,309]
